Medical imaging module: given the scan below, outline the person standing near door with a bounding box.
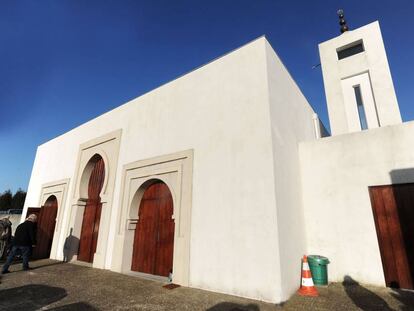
[0,217,12,259]
[1,214,37,274]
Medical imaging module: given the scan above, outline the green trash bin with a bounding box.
[307,255,330,286]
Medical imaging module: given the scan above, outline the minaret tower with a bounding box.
[319,10,402,135]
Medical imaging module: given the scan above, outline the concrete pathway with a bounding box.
[0,259,413,310]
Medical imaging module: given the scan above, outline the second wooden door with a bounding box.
[131,181,175,277]
[369,184,414,289]
[78,157,105,263]
[33,196,58,259]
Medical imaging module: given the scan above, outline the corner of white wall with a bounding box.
[21,146,42,223]
[263,39,316,301]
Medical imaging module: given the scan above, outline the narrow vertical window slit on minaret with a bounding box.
[353,85,368,130]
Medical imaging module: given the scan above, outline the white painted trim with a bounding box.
[112,149,193,287]
[66,129,122,268]
[37,178,70,260]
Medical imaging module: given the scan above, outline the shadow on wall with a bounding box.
[0,284,67,311]
[63,228,79,262]
[389,168,414,185]
[205,302,260,311]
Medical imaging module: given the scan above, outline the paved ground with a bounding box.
[0,259,413,310]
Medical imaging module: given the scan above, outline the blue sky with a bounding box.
[1,0,413,192]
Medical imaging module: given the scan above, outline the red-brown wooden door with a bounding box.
[131,181,174,277]
[78,157,105,263]
[32,196,58,259]
[369,184,414,289]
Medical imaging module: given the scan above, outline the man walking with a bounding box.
[1,214,37,274]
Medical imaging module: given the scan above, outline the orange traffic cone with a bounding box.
[298,255,319,297]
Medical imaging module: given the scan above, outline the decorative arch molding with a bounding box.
[38,178,70,260]
[67,129,122,269]
[128,177,177,223]
[75,149,111,203]
[112,149,193,286]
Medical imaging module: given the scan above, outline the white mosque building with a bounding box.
[22,18,414,303]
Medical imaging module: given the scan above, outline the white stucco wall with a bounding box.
[299,121,414,286]
[23,37,300,303]
[265,41,317,301]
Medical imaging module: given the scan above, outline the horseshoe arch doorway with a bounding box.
[78,154,105,263]
[131,180,175,277]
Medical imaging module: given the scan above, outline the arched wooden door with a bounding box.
[131,181,175,277]
[78,156,105,263]
[33,195,58,259]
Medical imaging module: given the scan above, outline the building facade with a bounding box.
[22,21,414,303]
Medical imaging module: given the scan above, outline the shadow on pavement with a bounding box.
[0,284,67,311]
[48,302,99,310]
[31,260,65,270]
[1,257,63,267]
[205,302,260,311]
[390,289,414,311]
[1,259,64,273]
[342,275,393,311]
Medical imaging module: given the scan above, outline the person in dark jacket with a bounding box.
[1,214,37,274]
